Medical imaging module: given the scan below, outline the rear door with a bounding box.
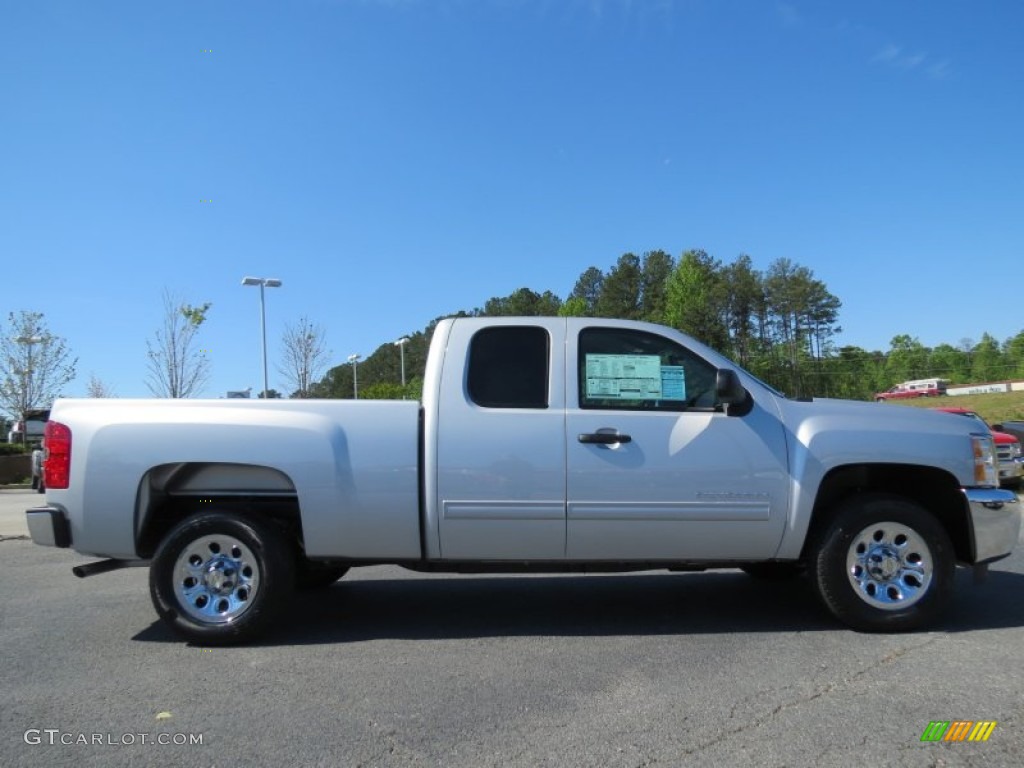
[434,318,567,560]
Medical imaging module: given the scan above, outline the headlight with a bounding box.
[972,433,999,486]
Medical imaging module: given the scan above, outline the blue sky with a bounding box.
[3,0,1023,400]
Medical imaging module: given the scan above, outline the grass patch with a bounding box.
[883,391,1024,425]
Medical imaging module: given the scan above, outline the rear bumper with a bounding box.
[962,488,1021,563]
[26,507,71,548]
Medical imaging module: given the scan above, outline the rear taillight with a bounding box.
[43,421,72,489]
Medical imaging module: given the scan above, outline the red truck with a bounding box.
[933,407,1023,489]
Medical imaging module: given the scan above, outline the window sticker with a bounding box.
[585,354,665,401]
[660,365,686,401]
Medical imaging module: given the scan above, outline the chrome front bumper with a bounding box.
[962,488,1021,563]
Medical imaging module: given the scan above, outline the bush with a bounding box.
[0,443,29,456]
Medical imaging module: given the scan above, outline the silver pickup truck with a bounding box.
[27,317,1021,643]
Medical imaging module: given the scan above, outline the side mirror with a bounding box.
[716,369,746,404]
[716,369,753,416]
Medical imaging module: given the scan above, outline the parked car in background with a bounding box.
[31,443,45,493]
[933,407,1022,489]
[875,378,949,402]
[7,409,49,444]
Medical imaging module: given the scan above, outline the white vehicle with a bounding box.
[875,378,949,401]
[26,318,1020,644]
[7,408,49,444]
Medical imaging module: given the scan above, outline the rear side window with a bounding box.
[467,326,549,409]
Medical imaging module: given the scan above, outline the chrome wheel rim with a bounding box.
[846,522,933,610]
[172,535,260,624]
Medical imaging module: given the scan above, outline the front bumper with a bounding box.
[998,459,1023,482]
[963,488,1021,563]
[26,507,71,548]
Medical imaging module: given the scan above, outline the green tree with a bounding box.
[312,329,432,400]
[763,258,840,397]
[722,254,764,368]
[971,333,1004,382]
[638,250,674,322]
[884,334,930,385]
[663,249,728,351]
[479,288,561,316]
[360,378,423,400]
[568,267,605,315]
[1004,331,1024,379]
[593,253,642,319]
[826,346,886,400]
[557,296,588,317]
[928,344,971,382]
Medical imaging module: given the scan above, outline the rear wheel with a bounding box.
[808,494,954,632]
[150,512,295,644]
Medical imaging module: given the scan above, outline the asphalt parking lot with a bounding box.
[1,487,1022,768]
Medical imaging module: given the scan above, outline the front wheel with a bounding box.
[808,495,954,632]
[150,512,296,644]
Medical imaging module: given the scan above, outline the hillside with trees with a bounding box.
[309,250,1024,403]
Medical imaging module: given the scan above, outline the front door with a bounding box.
[565,322,790,561]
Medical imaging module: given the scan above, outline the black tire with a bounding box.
[740,562,804,580]
[149,512,296,645]
[296,560,350,590]
[808,494,954,632]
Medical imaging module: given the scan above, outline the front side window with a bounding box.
[578,327,719,411]
[467,326,549,409]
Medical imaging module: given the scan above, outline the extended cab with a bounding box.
[26,318,1021,643]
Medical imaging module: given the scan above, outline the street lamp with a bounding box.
[16,335,43,444]
[394,337,409,388]
[347,354,361,399]
[241,276,282,399]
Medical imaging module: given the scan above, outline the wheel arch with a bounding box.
[135,462,303,559]
[800,463,972,564]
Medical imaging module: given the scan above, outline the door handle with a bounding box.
[578,432,632,445]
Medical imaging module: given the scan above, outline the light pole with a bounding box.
[241,277,282,399]
[347,354,361,399]
[394,337,409,388]
[16,335,43,444]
